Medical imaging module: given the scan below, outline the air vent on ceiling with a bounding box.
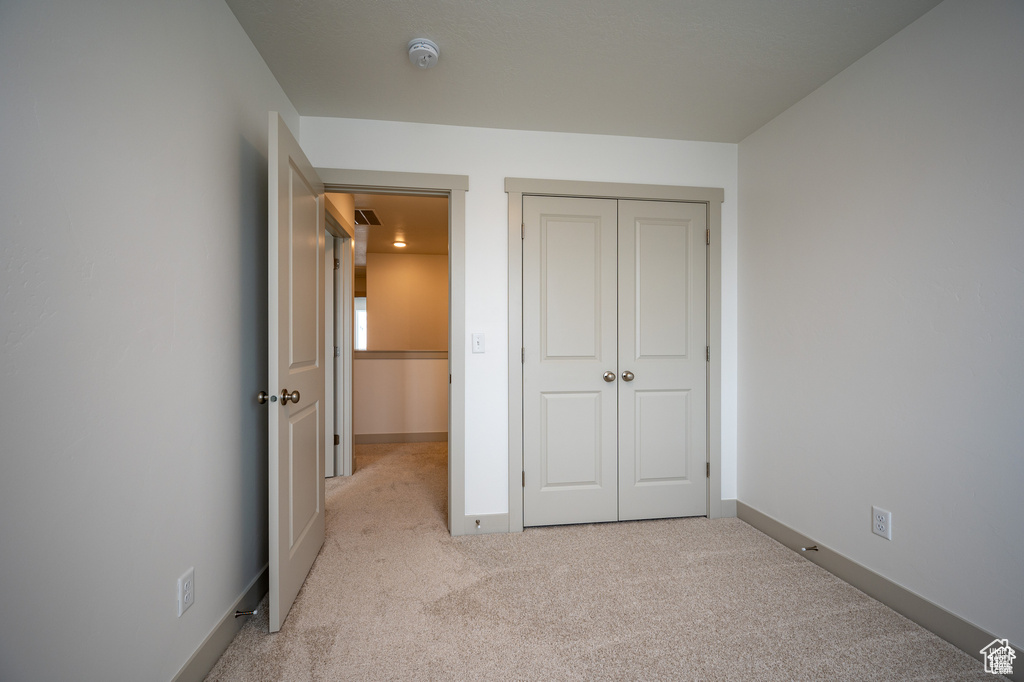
[354,209,381,226]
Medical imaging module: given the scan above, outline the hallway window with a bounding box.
[355,297,367,350]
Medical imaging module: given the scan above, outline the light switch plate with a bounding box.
[472,333,485,353]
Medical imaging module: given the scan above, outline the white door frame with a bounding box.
[316,168,469,536]
[323,210,355,478]
[506,178,725,533]
[323,234,337,479]
[335,231,354,477]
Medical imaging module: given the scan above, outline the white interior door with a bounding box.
[268,112,326,632]
[522,196,707,527]
[617,200,707,520]
[524,193,618,522]
[523,196,619,526]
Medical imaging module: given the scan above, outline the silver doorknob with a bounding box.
[257,391,269,404]
[622,371,635,382]
[603,371,616,382]
[280,389,300,405]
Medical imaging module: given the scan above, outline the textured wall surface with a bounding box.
[0,1,298,679]
[738,0,1023,648]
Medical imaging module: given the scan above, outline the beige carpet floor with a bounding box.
[207,442,998,681]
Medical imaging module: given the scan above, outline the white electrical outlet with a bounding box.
[177,567,195,617]
[872,506,892,540]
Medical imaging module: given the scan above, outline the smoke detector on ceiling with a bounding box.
[408,38,439,69]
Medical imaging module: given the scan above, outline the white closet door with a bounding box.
[617,200,707,520]
[523,196,619,526]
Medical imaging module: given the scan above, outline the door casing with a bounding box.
[507,178,725,533]
[323,211,355,479]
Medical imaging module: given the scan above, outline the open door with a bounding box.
[267,112,326,632]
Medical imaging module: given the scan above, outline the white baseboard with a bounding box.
[462,513,509,535]
[736,501,1020,682]
[172,566,268,682]
[720,498,737,518]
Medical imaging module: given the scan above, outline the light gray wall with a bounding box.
[0,1,298,679]
[738,0,1023,648]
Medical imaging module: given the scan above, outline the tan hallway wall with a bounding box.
[355,253,448,439]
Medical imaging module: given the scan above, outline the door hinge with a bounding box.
[334,434,340,446]
[334,346,341,357]
[334,258,340,270]
[522,471,526,487]
[706,229,710,245]
[449,373,452,384]
[706,346,710,362]
[521,222,525,240]
[706,462,710,478]
[521,347,525,363]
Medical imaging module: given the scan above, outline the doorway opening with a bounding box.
[321,173,465,533]
[342,191,449,447]
[317,168,467,534]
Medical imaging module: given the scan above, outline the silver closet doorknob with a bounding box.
[622,371,635,382]
[603,371,616,382]
[280,389,300,405]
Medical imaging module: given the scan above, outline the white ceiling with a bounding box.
[226,0,941,143]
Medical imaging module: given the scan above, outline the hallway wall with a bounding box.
[354,359,449,439]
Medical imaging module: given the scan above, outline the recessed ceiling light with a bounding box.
[394,241,407,247]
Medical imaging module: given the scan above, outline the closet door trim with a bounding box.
[507,178,725,533]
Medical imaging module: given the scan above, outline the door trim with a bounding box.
[317,168,469,536]
[323,212,355,478]
[506,178,725,533]
[322,211,355,479]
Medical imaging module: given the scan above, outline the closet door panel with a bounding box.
[618,200,707,520]
[523,196,618,526]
